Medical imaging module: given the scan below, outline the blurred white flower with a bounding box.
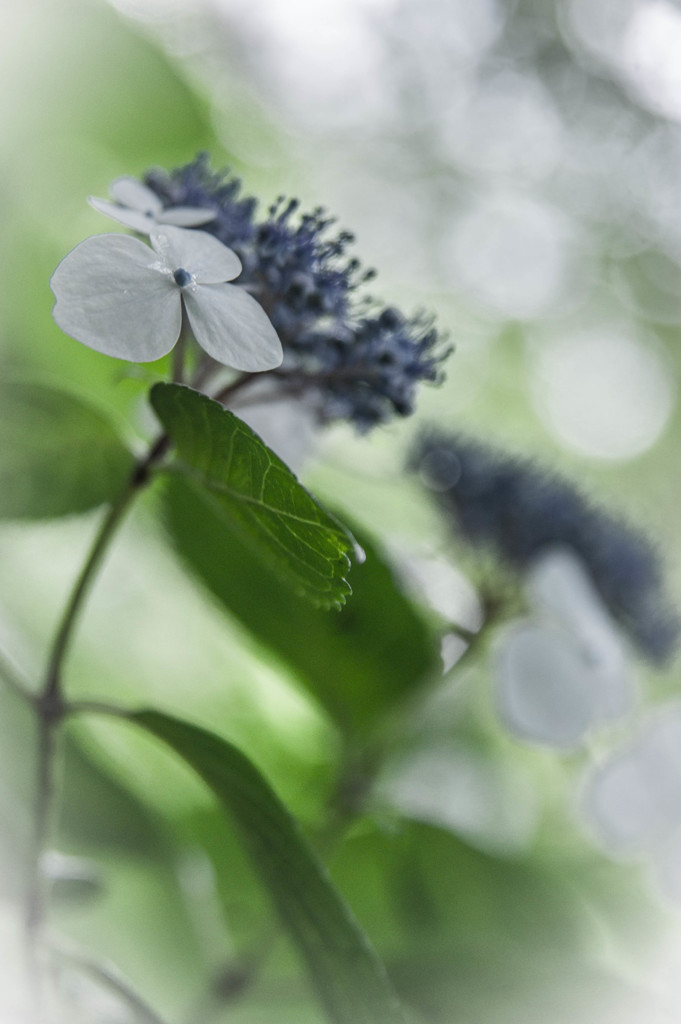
[88,176,215,234]
[582,703,681,856]
[379,741,537,855]
[581,701,681,904]
[50,225,283,372]
[495,547,635,749]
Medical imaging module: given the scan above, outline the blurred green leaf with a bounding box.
[57,731,165,856]
[132,709,407,1024]
[150,383,353,608]
[161,474,439,734]
[0,382,134,519]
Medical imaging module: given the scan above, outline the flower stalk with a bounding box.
[23,421,178,1011]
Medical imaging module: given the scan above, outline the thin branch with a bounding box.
[42,431,175,709]
[25,715,58,1014]
[189,355,221,393]
[25,431,177,1012]
[21,361,290,1015]
[65,699,132,719]
[50,940,171,1024]
[211,372,258,406]
[271,365,390,387]
[443,621,479,645]
[42,488,137,708]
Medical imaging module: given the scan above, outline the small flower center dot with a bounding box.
[173,267,192,287]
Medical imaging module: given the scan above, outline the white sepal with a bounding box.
[183,283,283,372]
[50,234,181,362]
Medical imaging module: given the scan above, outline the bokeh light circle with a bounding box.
[531,326,675,459]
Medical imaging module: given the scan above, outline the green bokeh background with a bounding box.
[1,1,680,1021]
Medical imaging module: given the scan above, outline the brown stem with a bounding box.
[211,372,259,406]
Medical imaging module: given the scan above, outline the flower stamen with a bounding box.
[173,267,193,288]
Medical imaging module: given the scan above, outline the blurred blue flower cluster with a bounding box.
[145,154,448,430]
[414,432,679,665]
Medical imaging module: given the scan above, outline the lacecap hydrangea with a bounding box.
[413,432,679,665]
[143,154,450,431]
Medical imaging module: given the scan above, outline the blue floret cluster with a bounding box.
[145,154,449,430]
[413,432,679,664]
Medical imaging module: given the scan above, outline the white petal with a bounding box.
[109,177,163,215]
[183,283,283,372]
[528,547,637,727]
[158,207,216,227]
[528,547,624,669]
[645,704,681,784]
[581,747,667,854]
[150,226,241,283]
[380,743,537,854]
[50,234,181,362]
[495,622,600,749]
[580,707,681,855]
[88,197,156,235]
[589,662,637,725]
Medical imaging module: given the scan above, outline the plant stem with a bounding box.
[24,713,58,1021]
[22,362,281,1012]
[42,487,136,709]
[211,372,257,406]
[66,699,133,719]
[37,364,267,721]
[51,941,172,1024]
[25,433,173,1012]
[42,426,176,706]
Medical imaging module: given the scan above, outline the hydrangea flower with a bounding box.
[50,225,283,372]
[88,176,216,234]
[495,548,635,750]
[413,432,679,663]
[142,155,449,430]
[378,740,537,855]
[581,701,681,903]
[581,702,681,857]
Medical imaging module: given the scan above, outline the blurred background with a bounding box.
[2,0,681,1021]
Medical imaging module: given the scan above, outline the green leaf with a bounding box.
[150,383,352,608]
[0,382,134,519]
[162,475,439,734]
[131,710,407,1024]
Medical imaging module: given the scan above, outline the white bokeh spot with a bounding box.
[446,193,578,320]
[532,325,675,460]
